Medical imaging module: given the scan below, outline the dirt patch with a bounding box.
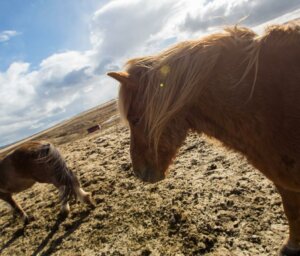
[0,125,287,255]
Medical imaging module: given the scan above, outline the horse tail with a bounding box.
[37,142,80,203]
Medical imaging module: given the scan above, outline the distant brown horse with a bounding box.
[108,22,300,255]
[0,141,94,223]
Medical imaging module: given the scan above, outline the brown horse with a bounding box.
[108,22,300,255]
[0,141,94,223]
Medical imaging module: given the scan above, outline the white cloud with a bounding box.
[90,0,180,73]
[180,0,300,33]
[1,0,300,146]
[0,30,19,42]
[0,46,118,145]
[40,51,91,70]
[0,62,35,110]
[254,8,300,34]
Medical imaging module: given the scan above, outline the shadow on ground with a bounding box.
[32,209,92,256]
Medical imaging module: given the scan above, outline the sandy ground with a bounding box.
[0,124,288,255]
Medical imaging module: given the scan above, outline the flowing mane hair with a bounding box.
[119,23,299,152]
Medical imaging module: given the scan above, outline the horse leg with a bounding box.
[58,186,70,217]
[50,165,95,216]
[276,186,300,256]
[57,186,94,217]
[74,187,95,207]
[0,192,29,224]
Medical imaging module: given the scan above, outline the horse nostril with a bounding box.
[140,168,149,181]
[133,167,146,180]
[133,167,148,181]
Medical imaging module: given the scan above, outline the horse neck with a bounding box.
[187,77,263,158]
[0,157,9,189]
[0,157,6,174]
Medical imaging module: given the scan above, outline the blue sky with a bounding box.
[0,0,105,70]
[1,0,300,147]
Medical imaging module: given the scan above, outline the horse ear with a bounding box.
[107,71,135,87]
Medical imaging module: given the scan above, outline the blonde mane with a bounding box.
[119,23,299,152]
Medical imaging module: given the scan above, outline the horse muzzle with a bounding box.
[133,167,165,183]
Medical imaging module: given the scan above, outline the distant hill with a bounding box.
[0,99,119,158]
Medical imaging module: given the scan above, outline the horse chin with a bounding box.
[134,168,166,183]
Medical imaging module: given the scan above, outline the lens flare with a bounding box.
[160,65,170,76]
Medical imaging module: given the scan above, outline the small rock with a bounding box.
[120,163,131,171]
[191,159,198,165]
[207,163,217,171]
[141,249,151,256]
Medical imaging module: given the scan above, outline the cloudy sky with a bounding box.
[1,0,300,147]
